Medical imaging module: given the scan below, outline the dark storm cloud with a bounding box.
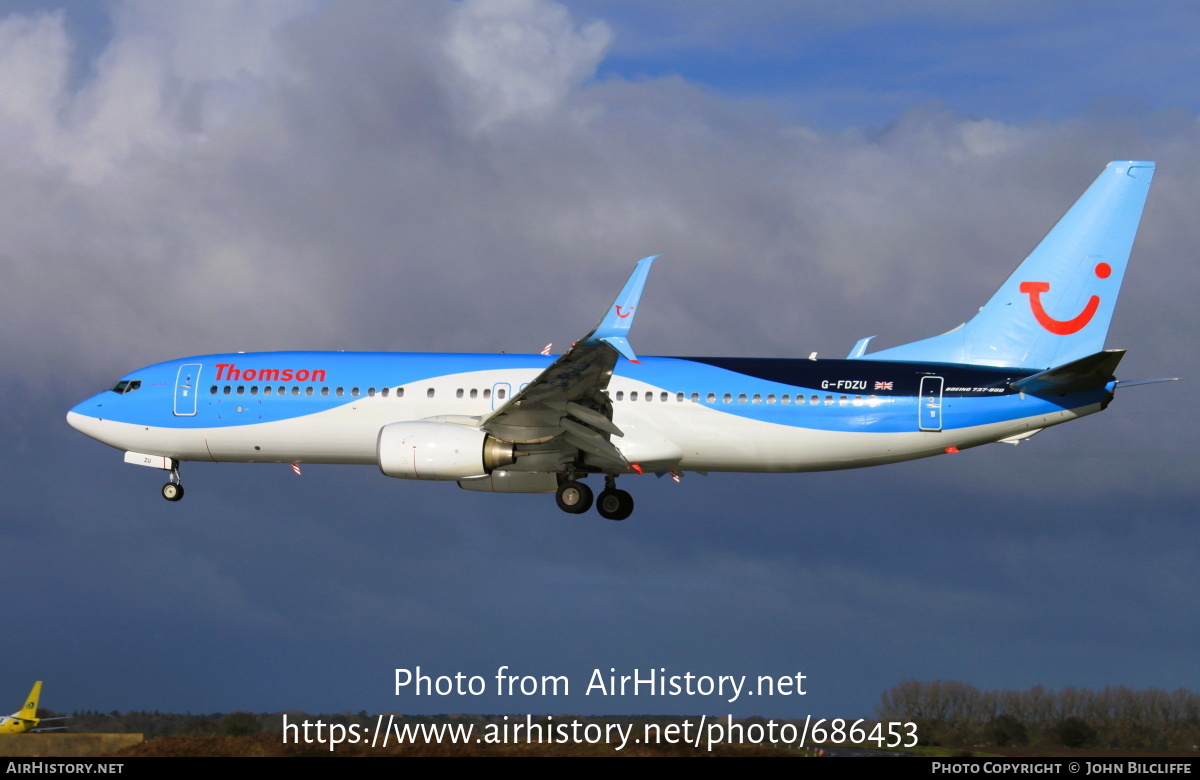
[2,0,1197,717]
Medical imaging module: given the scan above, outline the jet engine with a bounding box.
[377,421,515,480]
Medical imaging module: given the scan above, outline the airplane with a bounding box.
[68,161,1165,520]
[0,682,68,733]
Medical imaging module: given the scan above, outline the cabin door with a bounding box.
[918,376,944,431]
[174,363,203,416]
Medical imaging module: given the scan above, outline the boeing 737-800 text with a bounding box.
[68,162,1163,520]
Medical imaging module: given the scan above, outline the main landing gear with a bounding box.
[556,475,634,520]
[161,464,184,502]
[555,480,592,514]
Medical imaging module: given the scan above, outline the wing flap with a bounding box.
[481,256,658,470]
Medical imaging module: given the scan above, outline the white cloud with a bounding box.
[442,0,612,132]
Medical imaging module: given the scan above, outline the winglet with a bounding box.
[586,255,658,363]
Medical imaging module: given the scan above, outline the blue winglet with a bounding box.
[586,255,658,363]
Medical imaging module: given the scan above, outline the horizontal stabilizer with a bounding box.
[1010,349,1124,395]
[1115,377,1179,389]
[996,428,1044,445]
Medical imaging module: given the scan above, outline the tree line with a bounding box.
[876,679,1200,750]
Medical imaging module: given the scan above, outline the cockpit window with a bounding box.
[110,380,142,394]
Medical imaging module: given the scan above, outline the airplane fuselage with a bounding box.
[68,350,1104,476]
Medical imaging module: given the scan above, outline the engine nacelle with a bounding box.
[378,421,515,480]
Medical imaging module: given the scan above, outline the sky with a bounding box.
[2,0,1198,722]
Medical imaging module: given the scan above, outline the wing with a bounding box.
[480,256,657,469]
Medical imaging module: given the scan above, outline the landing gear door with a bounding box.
[174,363,203,416]
[919,376,943,431]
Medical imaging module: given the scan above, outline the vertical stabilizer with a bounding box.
[18,681,41,720]
[863,161,1154,369]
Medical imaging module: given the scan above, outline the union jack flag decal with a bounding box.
[874,381,893,390]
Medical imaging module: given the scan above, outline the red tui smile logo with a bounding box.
[1019,262,1110,335]
[615,305,634,318]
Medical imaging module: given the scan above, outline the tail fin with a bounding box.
[862,161,1155,369]
[18,681,41,719]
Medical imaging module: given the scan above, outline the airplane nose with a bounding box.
[66,410,87,432]
[67,395,106,438]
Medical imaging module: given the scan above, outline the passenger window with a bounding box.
[723,393,732,403]
[291,387,299,396]
[352,387,360,397]
[427,388,435,398]
[811,394,819,405]
[645,392,652,402]
[752,394,761,404]
[367,387,376,397]
[839,395,848,406]
[738,393,747,404]
[470,388,478,399]
[223,386,231,395]
[456,389,464,398]
[381,387,389,397]
[321,387,329,397]
[250,386,259,396]
[706,393,715,403]
[661,392,669,402]
[264,386,272,396]
[782,394,791,405]
[497,388,506,400]
[335,387,344,396]
[690,392,699,402]
[824,395,833,406]
[483,388,490,399]
[305,387,314,396]
[853,395,863,406]
[630,391,638,401]
[616,391,624,401]
[210,386,218,395]
[237,386,245,395]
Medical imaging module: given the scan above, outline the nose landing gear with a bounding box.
[161,464,184,502]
